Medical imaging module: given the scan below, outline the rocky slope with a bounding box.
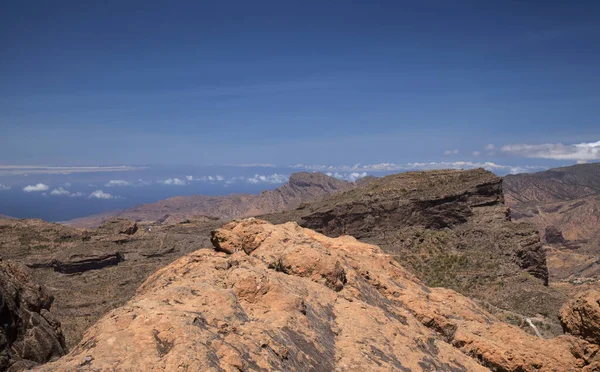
[0,260,66,371]
[504,163,600,282]
[38,220,600,371]
[66,172,357,228]
[0,216,222,353]
[263,169,567,335]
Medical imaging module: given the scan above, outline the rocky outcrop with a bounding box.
[97,218,138,235]
[545,225,567,245]
[38,220,600,371]
[264,169,562,328]
[51,252,124,274]
[560,290,600,345]
[65,172,359,227]
[0,260,66,371]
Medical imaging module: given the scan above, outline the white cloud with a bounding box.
[197,175,226,182]
[49,187,84,197]
[485,144,495,151]
[501,140,600,161]
[0,184,10,191]
[185,175,194,181]
[50,187,71,196]
[89,190,115,199]
[325,172,368,182]
[246,174,288,184]
[160,178,186,186]
[444,149,459,156]
[472,151,481,157]
[105,180,131,187]
[23,183,49,192]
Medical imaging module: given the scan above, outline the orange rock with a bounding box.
[560,290,600,345]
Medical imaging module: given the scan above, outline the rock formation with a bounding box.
[0,259,66,371]
[66,172,360,228]
[38,220,600,371]
[264,169,565,333]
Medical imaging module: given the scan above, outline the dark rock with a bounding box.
[0,259,66,370]
[52,252,124,274]
[545,226,566,245]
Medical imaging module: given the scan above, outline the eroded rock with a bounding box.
[0,259,66,371]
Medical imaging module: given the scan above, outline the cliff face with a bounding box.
[264,169,565,333]
[0,260,66,371]
[66,172,356,228]
[38,220,600,371]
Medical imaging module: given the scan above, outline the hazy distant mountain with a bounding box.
[0,213,15,219]
[66,172,360,228]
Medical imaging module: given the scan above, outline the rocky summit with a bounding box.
[37,220,600,371]
[264,169,566,335]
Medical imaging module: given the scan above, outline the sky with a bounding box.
[1,0,599,167]
[1,1,600,220]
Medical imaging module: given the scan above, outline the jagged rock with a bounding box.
[38,220,600,371]
[560,290,600,345]
[0,259,66,371]
[51,252,124,274]
[97,219,138,235]
[545,226,567,245]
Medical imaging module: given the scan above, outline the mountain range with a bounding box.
[66,172,360,228]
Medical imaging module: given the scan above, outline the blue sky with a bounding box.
[1,0,600,167]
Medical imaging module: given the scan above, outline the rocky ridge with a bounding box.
[263,168,566,334]
[38,219,600,371]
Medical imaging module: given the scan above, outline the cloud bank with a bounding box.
[246,174,288,184]
[0,184,10,191]
[23,183,49,192]
[501,140,600,161]
[0,165,143,176]
[293,161,546,175]
[325,172,368,182]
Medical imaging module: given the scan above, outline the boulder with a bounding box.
[560,290,600,345]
